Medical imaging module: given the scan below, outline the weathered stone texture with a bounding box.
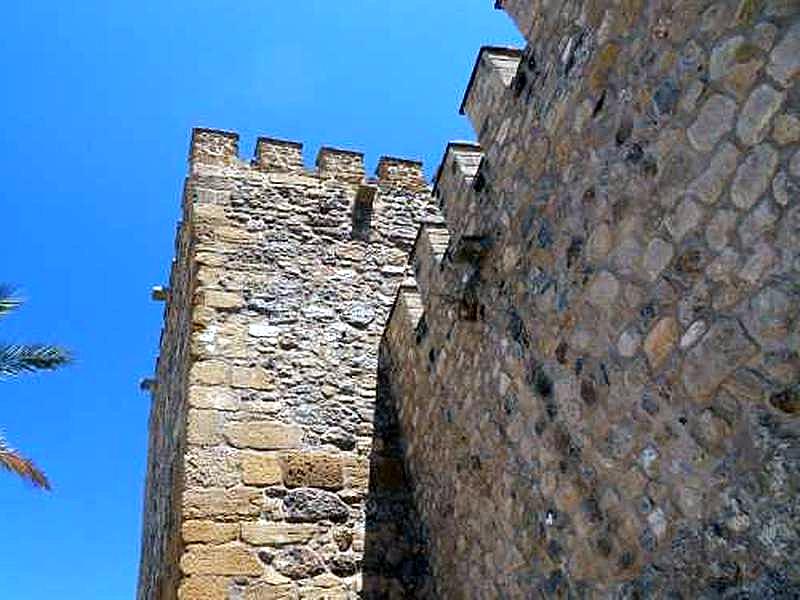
[383,1,800,597]
[141,1,800,598]
[139,128,434,598]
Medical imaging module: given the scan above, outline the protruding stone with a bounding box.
[688,95,737,152]
[730,144,779,210]
[737,84,784,146]
[681,319,758,399]
[283,488,349,523]
[644,317,679,369]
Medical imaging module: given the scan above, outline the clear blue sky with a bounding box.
[0,2,520,597]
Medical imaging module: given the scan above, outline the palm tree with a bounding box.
[1,285,71,490]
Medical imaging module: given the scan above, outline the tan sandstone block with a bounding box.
[204,290,243,309]
[190,361,230,386]
[180,543,263,576]
[245,583,297,600]
[231,366,275,390]
[644,317,679,369]
[241,521,323,546]
[242,453,283,485]
[282,452,344,490]
[183,487,263,520]
[178,576,229,600]
[188,385,239,411]
[224,421,303,450]
[182,520,239,544]
[187,409,225,446]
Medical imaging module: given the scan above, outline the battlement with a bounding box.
[254,136,304,172]
[189,127,428,190]
[459,46,522,141]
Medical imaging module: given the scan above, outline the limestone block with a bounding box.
[182,520,239,544]
[178,576,229,600]
[224,421,303,450]
[186,409,226,446]
[204,290,243,310]
[180,543,263,576]
[188,385,239,411]
[241,452,283,486]
[183,487,263,520]
[190,361,230,386]
[231,366,275,390]
[241,521,323,546]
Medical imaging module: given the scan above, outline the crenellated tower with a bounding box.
[138,128,436,599]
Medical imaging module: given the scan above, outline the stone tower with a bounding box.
[141,0,800,597]
[138,129,435,599]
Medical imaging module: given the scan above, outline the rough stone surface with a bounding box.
[688,94,737,152]
[731,143,779,209]
[141,4,800,599]
[283,488,349,523]
[737,84,784,146]
[138,129,433,599]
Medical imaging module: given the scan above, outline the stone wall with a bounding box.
[384,0,800,597]
[138,128,435,599]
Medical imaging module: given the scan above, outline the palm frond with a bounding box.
[0,344,72,378]
[0,286,21,318]
[0,435,50,490]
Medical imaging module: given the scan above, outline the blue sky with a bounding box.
[0,2,520,597]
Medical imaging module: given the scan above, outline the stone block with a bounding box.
[681,319,758,399]
[204,290,243,310]
[186,409,226,446]
[645,317,679,369]
[178,576,229,600]
[224,421,303,450]
[188,385,239,411]
[183,488,263,520]
[180,543,263,576]
[241,521,323,546]
[182,520,239,544]
[283,488,349,523]
[190,361,230,386]
[242,452,283,486]
[282,452,345,490]
[231,366,275,390]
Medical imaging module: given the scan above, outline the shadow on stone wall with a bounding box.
[361,347,434,599]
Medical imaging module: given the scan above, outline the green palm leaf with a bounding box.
[0,344,72,378]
